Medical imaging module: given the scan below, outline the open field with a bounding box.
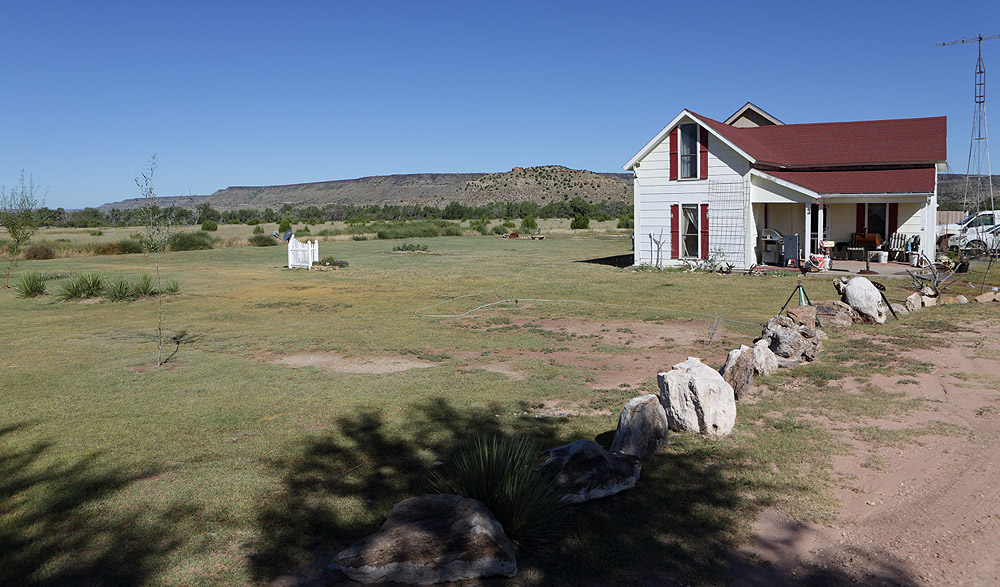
[3,231,1000,585]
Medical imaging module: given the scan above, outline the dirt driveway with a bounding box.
[730,331,1000,586]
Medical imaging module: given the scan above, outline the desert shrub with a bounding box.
[278,219,292,233]
[14,272,47,297]
[104,277,139,302]
[318,256,349,268]
[248,234,277,247]
[23,243,55,260]
[351,234,367,241]
[375,220,462,240]
[392,243,428,252]
[90,230,104,236]
[168,231,217,251]
[252,225,265,235]
[201,220,218,231]
[521,215,538,231]
[95,239,143,255]
[492,225,508,235]
[246,218,260,225]
[470,219,490,235]
[57,273,104,301]
[161,280,180,294]
[570,213,590,229]
[502,221,516,228]
[134,274,156,297]
[296,226,311,235]
[617,215,634,229]
[428,435,573,549]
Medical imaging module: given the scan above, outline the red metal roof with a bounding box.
[765,168,937,195]
[694,113,947,168]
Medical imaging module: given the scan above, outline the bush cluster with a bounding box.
[23,243,55,260]
[29,272,180,302]
[392,243,428,252]
[168,231,217,251]
[95,239,143,255]
[247,234,277,247]
[13,272,48,297]
[374,220,463,240]
[201,220,218,231]
[317,256,349,268]
[570,213,591,229]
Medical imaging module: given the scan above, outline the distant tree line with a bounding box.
[32,197,632,228]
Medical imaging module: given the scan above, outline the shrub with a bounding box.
[23,243,55,260]
[168,231,217,251]
[428,435,573,550]
[492,225,508,235]
[520,215,538,231]
[14,272,47,297]
[470,219,490,235]
[104,277,138,302]
[246,218,260,225]
[161,280,180,294]
[133,274,156,297]
[570,213,590,229]
[90,230,104,236]
[375,220,463,240]
[617,215,634,229]
[318,256,349,268]
[248,234,277,247]
[201,220,218,231]
[252,224,265,235]
[95,239,143,255]
[57,273,104,301]
[351,234,367,241]
[278,219,292,233]
[392,243,428,252]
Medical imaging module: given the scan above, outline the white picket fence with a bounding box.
[287,236,319,269]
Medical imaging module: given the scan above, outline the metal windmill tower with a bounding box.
[938,34,999,214]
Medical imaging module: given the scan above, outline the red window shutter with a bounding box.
[700,203,710,258]
[699,127,709,180]
[856,203,866,235]
[669,129,678,181]
[670,204,679,258]
[888,203,899,235]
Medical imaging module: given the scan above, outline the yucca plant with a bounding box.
[13,272,47,297]
[161,280,179,294]
[57,272,103,300]
[428,434,574,550]
[133,274,155,297]
[104,277,137,302]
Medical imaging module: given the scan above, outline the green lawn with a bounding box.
[1,231,985,585]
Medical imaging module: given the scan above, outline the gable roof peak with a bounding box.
[724,102,783,127]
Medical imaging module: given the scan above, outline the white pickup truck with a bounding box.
[937,210,1000,256]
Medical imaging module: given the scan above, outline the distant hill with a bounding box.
[98,166,634,212]
[937,173,1000,209]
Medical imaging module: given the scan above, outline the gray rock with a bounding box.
[890,302,909,316]
[776,357,803,369]
[535,440,640,503]
[785,305,816,328]
[837,276,887,324]
[813,299,856,328]
[752,340,779,376]
[956,295,969,304]
[906,292,922,312]
[921,285,937,296]
[610,394,670,459]
[755,315,823,362]
[657,357,736,436]
[720,345,754,400]
[331,494,516,584]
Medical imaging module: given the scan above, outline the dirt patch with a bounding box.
[276,353,437,374]
[458,362,529,380]
[730,336,1000,586]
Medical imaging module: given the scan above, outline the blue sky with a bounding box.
[2,0,998,209]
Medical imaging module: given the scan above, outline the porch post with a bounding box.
[816,203,825,254]
[804,203,812,259]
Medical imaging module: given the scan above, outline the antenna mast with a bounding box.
[938,34,1000,214]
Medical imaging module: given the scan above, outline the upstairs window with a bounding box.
[679,124,698,179]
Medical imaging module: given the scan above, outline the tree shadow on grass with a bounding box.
[0,422,196,586]
[249,401,920,586]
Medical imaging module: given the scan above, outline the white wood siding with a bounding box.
[633,122,748,266]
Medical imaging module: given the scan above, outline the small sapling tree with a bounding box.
[1,171,44,288]
[136,155,172,366]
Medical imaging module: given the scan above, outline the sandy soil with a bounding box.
[729,334,1000,586]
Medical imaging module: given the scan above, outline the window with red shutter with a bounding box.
[669,129,678,181]
[670,204,680,258]
[699,128,709,180]
[700,203,709,258]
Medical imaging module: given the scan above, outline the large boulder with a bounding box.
[813,300,856,328]
[905,292,922,312]
[331,494,516,584]
[534,440,640,503]
[889,303,909,316]
[719,345,754,400]
[752,340,779,376]
[610,394,670,459]
[835,276,887,324]
[657,357,736,436]
[785,305,817,328]
[975,291,996,303]
[755,315,823,362]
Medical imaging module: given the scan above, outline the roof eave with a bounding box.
[624,110,756,170]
